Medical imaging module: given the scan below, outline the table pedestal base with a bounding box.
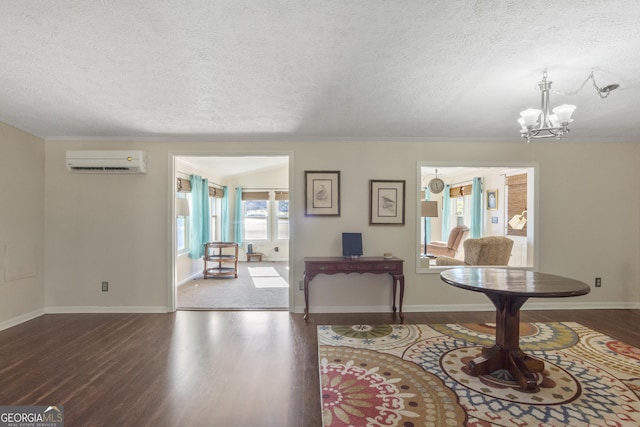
[468,344,544,392]
[466,293,544,392]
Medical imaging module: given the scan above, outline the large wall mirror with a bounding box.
[416,162,537,274]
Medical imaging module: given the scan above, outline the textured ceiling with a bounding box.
[1,1,639,142]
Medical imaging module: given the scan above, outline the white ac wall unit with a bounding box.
[66,150,148,174]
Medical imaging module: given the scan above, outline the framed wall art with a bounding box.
[487,189,498,210]
[305,171,340,216]
[370,180,405,225]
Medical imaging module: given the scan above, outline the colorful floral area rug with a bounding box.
[317,323,640,427]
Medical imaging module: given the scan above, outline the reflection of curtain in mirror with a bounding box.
[423,188,432,244]
[188,175,211,258]
[221,186,230,241]
[441,185,451,241]
[470,177,482,238]
[234,187,243,245]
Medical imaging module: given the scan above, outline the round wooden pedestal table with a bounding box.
[440,267,590,392]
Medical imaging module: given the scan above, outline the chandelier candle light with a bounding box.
[518,71,576,142]
[518,69,618,143]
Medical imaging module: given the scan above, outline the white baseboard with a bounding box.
[296,305,404,314]
[177,272,201,286]
[46,306,169,314]
[294,301,640,315]
[523,301,640,310]
[406,301,640,312]
[0,308,46,332]
[0,306,169,331]
[2,302,637,331]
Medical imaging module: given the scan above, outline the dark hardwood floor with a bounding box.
[0,309,638,426]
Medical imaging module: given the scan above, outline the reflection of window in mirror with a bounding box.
[455,198,464,217]
[417,163,536,273]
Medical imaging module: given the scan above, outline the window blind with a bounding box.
[449,184,473,198]
[275,191,289,200]
[177,177,223,198]
[177,177,191,193]
[506,173,527,237]
[209,187,224,198]
[242,191,269,200]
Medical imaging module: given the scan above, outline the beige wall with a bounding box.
[44,141,169,312]
[2,123,639,324]
[40,139,640,315]
[0,122,45,326]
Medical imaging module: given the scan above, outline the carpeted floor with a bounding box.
[178,261,289,310]
[318,322,640,427]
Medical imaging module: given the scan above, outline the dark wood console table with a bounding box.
[440,267,590,392]
[303,256,404,322]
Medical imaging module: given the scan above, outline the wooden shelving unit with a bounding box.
[203,242,238,278]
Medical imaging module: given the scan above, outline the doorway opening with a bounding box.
[172,155,290,311]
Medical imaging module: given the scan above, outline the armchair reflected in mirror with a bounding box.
[426,225,469,258]
[436,236,514,266]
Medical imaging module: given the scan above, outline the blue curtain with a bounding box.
[470,177,482,238]
[188,175,211,258]
[234,187,243,245]
[424,188,432,245]
[220,186,230,241]
[441,184,451,241]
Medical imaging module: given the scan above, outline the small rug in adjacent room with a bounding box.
[317,323,640,427]
[250,266,289,288]
[252,277,289,288]
[248,266,281,277]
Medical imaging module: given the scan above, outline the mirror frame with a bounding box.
[415,161,539,274]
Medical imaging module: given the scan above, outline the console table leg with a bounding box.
[397,275,405,321]
[392,279,397,313]
[303,273,310,322]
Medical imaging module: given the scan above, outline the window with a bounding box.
[242,190,289,242]
[210,196,220,241]
[244,199,269,240]
[176,192,190,254]
[176,177,223,251]
[207,185,224,241]
[276,191,289,240]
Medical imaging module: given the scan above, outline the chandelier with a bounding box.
[518,70,618,143]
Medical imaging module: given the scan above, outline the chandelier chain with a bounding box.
[550,70,612,99]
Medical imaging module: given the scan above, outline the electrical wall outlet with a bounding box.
[102,281,109,292]
[299,280,304,290]
[595,277,601,288]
